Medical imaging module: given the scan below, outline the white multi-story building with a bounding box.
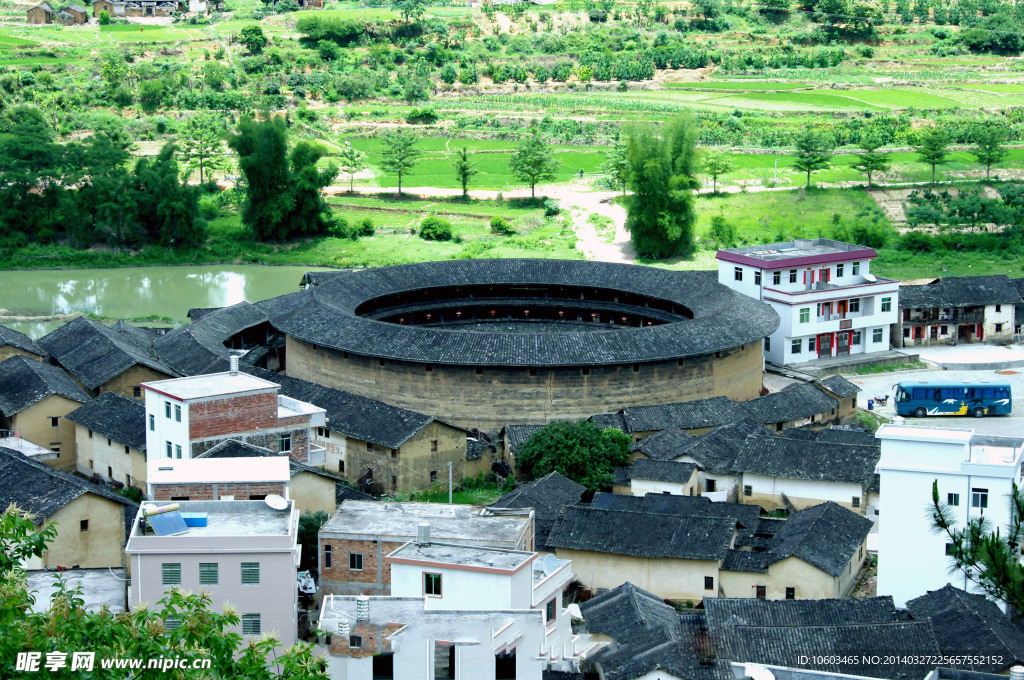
[875,423,1024,607]
[319,522,579,680]
[717,239,900,365]
[125,499,300,646]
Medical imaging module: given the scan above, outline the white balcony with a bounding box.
[307,444,326,466]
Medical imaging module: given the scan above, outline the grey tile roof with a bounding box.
[301,270,352,287]
[623,397,740,433]
[735,432,880,485]
[271,260,779,367]
[0,355,91,417]
[738,382,838,425]
[899,275,1021,309]
[589,492,763,529]
[336,484,377,504]
[906,584,1024,671]
[625,459,698,485]
[547,506,738,561]
[0,445,137,522]
[153,302,269,376]
[0,324,44,356]
[627,427,693,460]
[66,4,86,11]
[242,366,464,449]
[761,501,872,576]
[703,596,900,632]
[489,471,586,550]
[667,420,766,474]
[37,317,176,390]
[186,307,222,321]
[503,424,545,454]
[581,581,680,645]
[65,392,146,452]
[815,375,861,398]
[589,412,630,432]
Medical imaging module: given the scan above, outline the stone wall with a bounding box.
[286,337,765,432]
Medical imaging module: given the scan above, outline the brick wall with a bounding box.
[319,537,405,595]
[190,426,309,460]
[152,482,286,501]
[188,392,279,439]
[328,622,402,658]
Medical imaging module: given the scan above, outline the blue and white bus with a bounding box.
[894,382,1012,418]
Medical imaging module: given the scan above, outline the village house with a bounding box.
[0,446,138,569]
[897,275,1020,346]
[0,324,45,363]
[93,0,125,17]
[319,523,578,679]
[318,501,534,596]
[146,455,291,503]
[26,1,55,23]
[141,358,325,482]
[38,317,177,400]
[547,493,870,602]
[66,391,146,490]
[58,4,88,23]
[125,499,299,647]
[489,471,587,552]
[875,423,1024,607]
[612,459,699,497]
[0,355,92,470]
[718,238,900,365]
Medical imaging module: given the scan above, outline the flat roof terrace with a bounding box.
[387,541,536,573]
[143,372,279,401]
[126,500,297,553]
[718,239,877,267]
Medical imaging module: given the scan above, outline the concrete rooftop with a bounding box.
[133,500,293,538]
[143,372,278,401]
[321,502,532,544]
[387,541,535,573]
[27,569,127,614]
[720,238,872,263]
[148,457,290,485]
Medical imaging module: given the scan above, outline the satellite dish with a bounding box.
[542,554,560,575]
[864,273,877,282]
[265,494,288,511]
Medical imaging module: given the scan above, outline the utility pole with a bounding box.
[448,462,453,504]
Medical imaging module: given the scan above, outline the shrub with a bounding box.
[490,216,515,234]
[99,9,111,24]
[406,107,438,124]
[120,486,144,503]
[262,79,281,95]
[439,63,458,84]
[329,217,353,238]
[543,199,560,216]
[458,67,479,85]
[318,40,340,61]
[358,217,375,236]
[419,215,453,241]
[588,7,609,21]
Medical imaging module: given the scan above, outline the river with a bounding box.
[0,265,332,338]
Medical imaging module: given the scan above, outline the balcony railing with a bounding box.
[307,444,326,466]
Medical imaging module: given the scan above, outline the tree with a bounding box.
[98,9,110,24]
[623,114,700,259]
[0,505,329,680]
[228,116,338,241]
[602,136,628,195]
[393,0,425,23]
[509,128,560,199]
[133,143,206,248]
[702,149,733,193]
[972,126,1008,180]
[337,144,366,193]
[452,146,477,198]
[851,135,890,187]
[297,510,329,572]
[516,420,630,492]
[930,480,1024,613]
[379,130,420,196]
[239,25,268,54]
[915,126,951,186]
[792,129,834,188]
[179,112,224,185]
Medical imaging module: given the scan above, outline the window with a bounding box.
[174,404,181,422]
[872,328,883,343]
[881,297,892,312]
[799,308,810,323]
[338,460,345,474]
[996,304,1002,312]
[529,368,538,377]
[808,337,816,352]
[107,466,113,479]
[149,414,155,431]
[850,331,861,346]
[390,449,398,459]
[754,271,762,286]
[175,444,182,459]
[996,323,1004,333]
[836,263,844,277]
[849,298,860,313]
[430,470,438,483]
[391,475,397,489]
[791,339,802,354]
[755,585,766,599]
[734,267,743,281]
[124,445,130,455]
[852,497,860,508]
[279,433,292,453]
[772,271,781,285]
[785,587,795,600]
[199,563,219,585]
[366,442,373,452]
[165,401,171,418]
[704,576,714,590]
[240,562,260,585]
[789,269,797,283]
[424,572,442,597]
[241,614,261,636]
[80,520,89,532]
[126,474,131,486]
[705,479,716,492]
[764,337,771,352]
[972,488,988,509]
[50,417,59,428]
[852,261,860,275]
[349,635,362,649]
[107,438,112,447]
[324,545,332,569]
[162,563,181,586]
[947,493,960,507]
[545,599,556,624]
[430,440,438,452]
[133,386,142,398]
[349,553,363,571]
[744,485,752,496]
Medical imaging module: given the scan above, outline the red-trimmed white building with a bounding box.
[717,239,899,366]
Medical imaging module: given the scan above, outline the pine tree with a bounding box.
[971,126,1007,181]
[379,130,421,196]
[792,129,834,188]
[851,135,891,187]
[509,128,561,199]
[915,126,951,186]
[452,146,477,198]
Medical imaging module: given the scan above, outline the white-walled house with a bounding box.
[717,239,899,365]
[875,424,1024,607]
[898,275,1020,346]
